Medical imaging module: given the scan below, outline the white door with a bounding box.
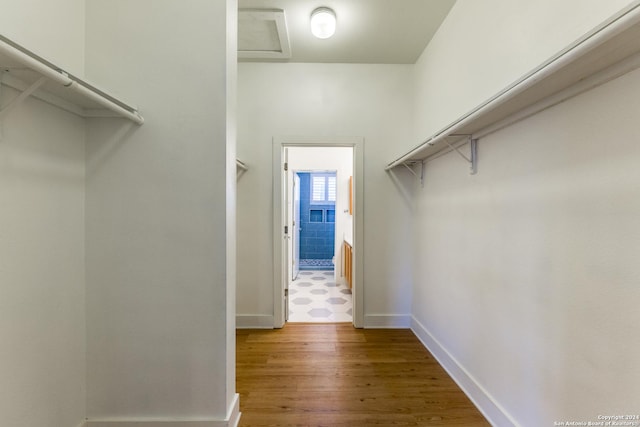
[292,174,301,281]
[283,149,290,321]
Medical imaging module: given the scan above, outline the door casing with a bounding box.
[272,136,364,328]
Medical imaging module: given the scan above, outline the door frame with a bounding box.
[272,136,364,328]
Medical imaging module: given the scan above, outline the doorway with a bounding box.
[288,169,353,323]
[273,137,364,328]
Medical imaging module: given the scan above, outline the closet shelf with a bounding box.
[386,3,640,171]
[0,34,144,124]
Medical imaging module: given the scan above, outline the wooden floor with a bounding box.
[236,324,490,426]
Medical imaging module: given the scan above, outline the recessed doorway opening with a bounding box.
[288,168,352,323]
[273,137,364,328]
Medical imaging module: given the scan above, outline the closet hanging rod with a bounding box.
[0,35,71,86]
[0,34,144,124]
[384,1,640,171]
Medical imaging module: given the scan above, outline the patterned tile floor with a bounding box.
[299,259,333,270]
[288,270,352,323]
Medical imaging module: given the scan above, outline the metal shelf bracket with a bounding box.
[0,75,47,119]
[236,158,249,180]
[402,160,425,187]
[0,74,48,139]
[445,135,478,175]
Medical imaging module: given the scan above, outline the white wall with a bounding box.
[0,87,86,427]
[410,1,640,425]
[237,63,415,328]
[0,3,87,427]
[413,64,640,427]
[0,0,86,75]
[287,147,353,285]
[1,0,239,423]
[85,0,238,423]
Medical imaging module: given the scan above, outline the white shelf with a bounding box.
[0,34,144,124]
[386,2,640,170]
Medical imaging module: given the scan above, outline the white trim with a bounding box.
[226,394,241,427]
[411,317,519,427]
[87,394,241,427]
[236,314,275,329]
[364,314,412,328]
[87,422,229,427]
[272,136,365,328]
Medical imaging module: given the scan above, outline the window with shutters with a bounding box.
[310,173,336,204]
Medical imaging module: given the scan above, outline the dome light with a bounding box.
[310,7,336,39]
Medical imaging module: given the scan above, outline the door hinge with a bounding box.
[284,162,288,171]
[284,225,288,234]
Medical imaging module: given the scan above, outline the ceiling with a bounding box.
[238,0,457,64]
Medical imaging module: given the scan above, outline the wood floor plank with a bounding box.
[237,324,490,426]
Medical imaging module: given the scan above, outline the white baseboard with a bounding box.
[87,422,228,427]
[87,394,241,427]
[87,421,226,427]
[364,314,411,328]
[226,394,241,427]
[236,314,274,329]
[410,317,518,427]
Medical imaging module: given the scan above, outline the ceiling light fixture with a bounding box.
[310,7,336,39]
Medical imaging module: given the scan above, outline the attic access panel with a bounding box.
[238,9,291,60]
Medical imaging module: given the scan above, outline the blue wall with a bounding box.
[298,173,335,260]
